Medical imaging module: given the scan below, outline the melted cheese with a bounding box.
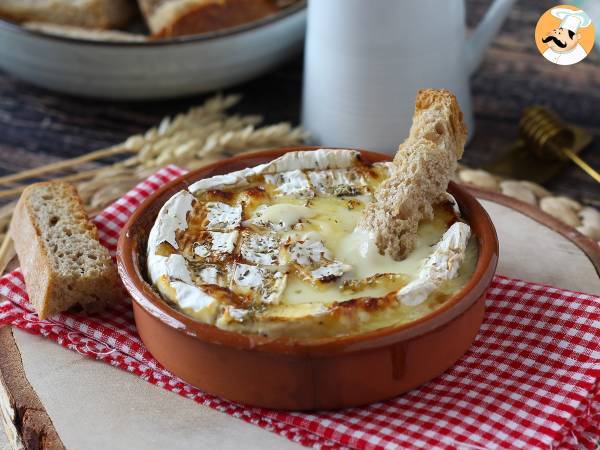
[336,223,447,280]
[279,199,473,305]
[246,203,316,230]
[147,149,478,339]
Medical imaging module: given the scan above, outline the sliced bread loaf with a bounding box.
[138,0,279,37]
[9,181,121,319]
[0,0,136,29]
[358,89,467,260]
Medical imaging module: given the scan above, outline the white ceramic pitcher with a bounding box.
[301,0,517,153]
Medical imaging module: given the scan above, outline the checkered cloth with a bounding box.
[1,166,598,450]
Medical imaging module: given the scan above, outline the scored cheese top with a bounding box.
[147,150,477,339]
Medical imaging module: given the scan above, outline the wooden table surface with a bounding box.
[0,2,600,447]
[1,192,599,450]
[0,0,599,211]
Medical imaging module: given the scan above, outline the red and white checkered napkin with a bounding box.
[1,166,598,450]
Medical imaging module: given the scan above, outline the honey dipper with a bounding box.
[486,107,599,184]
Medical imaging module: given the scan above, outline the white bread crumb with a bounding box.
[358,89,467,260]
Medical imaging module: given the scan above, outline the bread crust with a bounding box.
[10,198,54,318]
[9,181,121,320]
[139,0,279,37]
[0,0,136,29]
[358,89,467,260]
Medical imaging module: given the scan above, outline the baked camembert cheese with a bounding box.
[147,149,477,339]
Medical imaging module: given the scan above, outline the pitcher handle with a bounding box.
[466,0,517,75]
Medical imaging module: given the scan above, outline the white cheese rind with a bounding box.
[147,253,168,286]
[147,253,193,287]
[217,307,250,325]
[239,232,280,266]
[188,149,360,193]
[149,190,194,249]
[198,265,219,285]
[232,263,264,288]
[146,252,220,318]
[194,244,210,258]
[193,231,239,262]
[211,230,238,253]
[204,202,242,231]
[372,161,394,175]
[268,149,359,172]
[193,230,238,257]
[288,238,351,281]
[310,261,352,280]
[397,222,471,306]
[444,193,461,216]
[263,271,287,304]
[307,168,367,196]
[230,263,287,304]
[171,280,219,318]
[264,169,313,198]
[164,254,192,283]
[244,203,316,231]
[289,239,332,266]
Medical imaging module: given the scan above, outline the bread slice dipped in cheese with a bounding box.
[358,89,468,261]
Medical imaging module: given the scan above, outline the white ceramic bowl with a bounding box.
[0,3,306,100]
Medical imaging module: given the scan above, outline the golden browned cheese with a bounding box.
[358,89,467,260]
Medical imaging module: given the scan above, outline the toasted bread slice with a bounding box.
[0,0,136,29]
[358,89,467,260]
[9,181,121,319]
[138,0,279,37]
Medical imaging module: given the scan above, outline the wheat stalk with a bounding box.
[69,96,306,211]
[0,94,306,209]
[0,94,307,273]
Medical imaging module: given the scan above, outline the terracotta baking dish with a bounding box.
[117,147,499,410]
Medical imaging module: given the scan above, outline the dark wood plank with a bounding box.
[0,327,64,450]
[0,0,598,207]
[466,0,600,208]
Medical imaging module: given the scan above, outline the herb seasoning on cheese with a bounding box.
[147,150,477,339]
